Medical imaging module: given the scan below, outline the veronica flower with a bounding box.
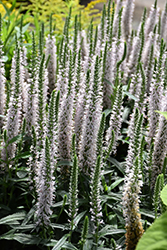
[122,108,144,249]
[28,126,38,193]
[47,90,59,167]
[105,83,123,154]
[56,42,69,107]
[36,54,48,149]
[151,91,167,188]
[126,109,143,174]
[90,155,103,235]
[24,33,38,136]
[0,37,6,128]
[137,7,147,38]
[103,46,116,109]
[141,31,156,69]
[74,69,90,153]
[78,55,103,173]
[128,64,146,144]
[122,156,144,250]
[98,4,109,49]
[144,0,159,39]
[1,45,22,163]
[122,0,135,41]
[20,46,29,115]
[58,51,75,174]
[104,37,124,92]
[58,91,74,162]
[160,1,167,41]
[45,34,56,95]
[145,44,154,93]
[80,30,89,61]
[36,136,55,227]
[69,154,78,231]
[126,36,141,79]
[115,0,123,17]
[146,58,164,148]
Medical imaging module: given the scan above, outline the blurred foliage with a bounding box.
[0,1,13,16]
[0,0,108,79]
[2,0,107,35]
[0,0,31,79]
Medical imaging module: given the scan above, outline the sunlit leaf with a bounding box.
[136,211,167,250]
[161,184,167,206]
[52,234,69,250]
[155,111,167,120]
[0,212,26,225]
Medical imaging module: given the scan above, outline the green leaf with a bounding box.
[2,56,8,62]
[99,225,126,238]
[7,134,22,145]
[0,229,16,240]
[12,233,44,245]
[0,0,10,17]
[107,157,125,175]
[52,234,69,250]
[0,212,26,225]
[22,23,30,33]
[103,109,112,117]
[108,178,124,192]
[52,200,69,208]
[73,211,87,230]
[57,160,73,166]
[102,170,114,175]
[10,224,35,230]
[140,209,155,219]
[0,204,11,211]
[97,248,112,250]
[103,78,114,88]
[161,184,167,206]
[155,111,167,120]
[10,0,17,13]
[136,210,167,250]
[51,223,68,230]
[46,240,77,249]
[63,242,78,250]
[15,151,31,159]
[124,91,138,101]
[21,206,36,225]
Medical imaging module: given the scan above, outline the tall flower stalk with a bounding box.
[36,54,48,149]
[78,55,102,173]
[69,154,78,235]
[58,51,74,164]
[90,155,103,247]
[123,110,144,250]
[45,15,56,95]
[24,32,38,136]
[105,82,123,154]
[36,136,55,227]
[122,156,144,250]
[0,13,6,129]
[1,41,22,164]
[151,91,167,188]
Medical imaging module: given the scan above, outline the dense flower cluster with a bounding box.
[1,0,167,248]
